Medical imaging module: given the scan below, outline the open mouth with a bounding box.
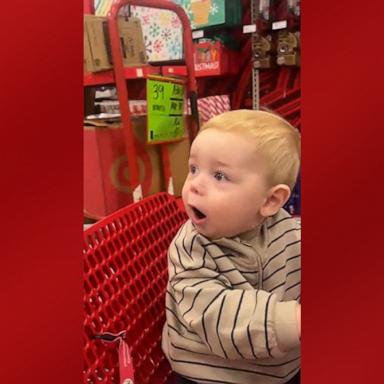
[191,206,207,221]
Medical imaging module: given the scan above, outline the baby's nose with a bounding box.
[190,174,205,195]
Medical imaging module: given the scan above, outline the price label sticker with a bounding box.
[243,24,257,33]
[192,30,204,39]
[272,20,287,30]
[147,78,185,143]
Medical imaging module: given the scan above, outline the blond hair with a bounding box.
[200,109,301,190]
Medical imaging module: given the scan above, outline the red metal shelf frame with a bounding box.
[85,0,200,204]
[84,65,161,86]
[85,64,230,87]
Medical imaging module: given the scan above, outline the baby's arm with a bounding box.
[168,226,301,360]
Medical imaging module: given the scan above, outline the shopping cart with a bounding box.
[83,192,188,383]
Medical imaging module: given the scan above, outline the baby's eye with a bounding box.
[190,164,197,174]
[214,171,229,181]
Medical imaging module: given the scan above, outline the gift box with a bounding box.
[198,95,230,122]
[130,5,184,62]
[186,94,230,123]
[174,0,242,30]
[194,40,239,76]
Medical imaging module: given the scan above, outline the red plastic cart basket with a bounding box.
[83,192,187,383]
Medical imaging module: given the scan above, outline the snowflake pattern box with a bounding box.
[95,1,241,62]
[130,6,184,62]
[174,0,242,30]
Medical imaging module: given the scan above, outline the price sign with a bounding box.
[147,77,185,143]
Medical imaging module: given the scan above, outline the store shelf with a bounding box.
[162,65,188,77]
[162,65,235,78]
[84,65,161,86]
[85,64,232,86]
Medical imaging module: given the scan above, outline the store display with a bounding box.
[251,0,273,69]
[277,30,300,66]
[253,35,273,69]
[275,0,301,66]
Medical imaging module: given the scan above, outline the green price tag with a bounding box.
[147,78,185,143]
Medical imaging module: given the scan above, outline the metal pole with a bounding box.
[251,0,260,110]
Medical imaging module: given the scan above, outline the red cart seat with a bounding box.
[83,193,187,383]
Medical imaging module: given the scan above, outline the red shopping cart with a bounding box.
[83,192,187,383]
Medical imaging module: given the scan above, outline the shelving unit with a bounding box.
[84,65,161,86]
[84,0,200,220]
[84,62,227,88]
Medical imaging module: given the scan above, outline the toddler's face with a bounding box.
[182,129,270,239]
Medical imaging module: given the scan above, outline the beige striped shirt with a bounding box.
[162,208,301,384]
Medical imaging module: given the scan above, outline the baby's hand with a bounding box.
[297,304,301,338]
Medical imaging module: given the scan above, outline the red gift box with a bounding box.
[186,95,231,123]
[197,95,231,123]
[194,40,239,77]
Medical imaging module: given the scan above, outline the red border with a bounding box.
[302,0,384,383]
[2,1,384,383]
[0,0,83,383]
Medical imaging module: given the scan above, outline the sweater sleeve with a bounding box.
[167,222,300,360]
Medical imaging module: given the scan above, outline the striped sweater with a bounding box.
[162,208,301,384]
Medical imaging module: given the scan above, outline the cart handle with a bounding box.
[109,0,197,94]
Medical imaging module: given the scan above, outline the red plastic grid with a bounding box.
[83,193,187,383]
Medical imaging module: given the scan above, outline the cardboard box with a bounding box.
[84,15,112,72]
[84,116,189,218]
[167,138,190,197]
[84,24,94,73]
[117,17,147,67]
[84,15,147,73]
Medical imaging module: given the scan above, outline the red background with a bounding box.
[1,0,384,383]
[301,0,384,382]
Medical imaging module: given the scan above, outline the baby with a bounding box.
[162,109,301,384]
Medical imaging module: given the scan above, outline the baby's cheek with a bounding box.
[181,182,188,200]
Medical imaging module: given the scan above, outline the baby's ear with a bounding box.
[260,184,291,217]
